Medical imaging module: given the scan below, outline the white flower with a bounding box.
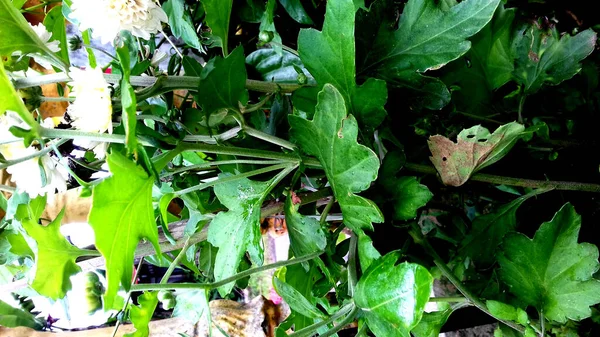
[67,67,113,134]
[70,0,168,45]
[0,112,68,198]
[29,23,60,53]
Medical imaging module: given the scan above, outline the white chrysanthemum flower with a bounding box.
[0,112,68,197]
[70,0,168,45]
[67,67,113,134]
[29,23,60,53]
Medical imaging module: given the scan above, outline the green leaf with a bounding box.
[513,24,596,94]
[297,0,388,128]
[358,0,500,109]
[0,60,38,130]
[391,177,433,221]
[460,188,549,268]
[197,46,249,115]
[284,191,326,262]
[355,252,433,336]
[116,44,139,157]
[164,0,202,51]
[124,291,158,337]
[486,300,518,321]
[0,299,43,330]
[0,0,66,70]
[246,48,313,84]
[411,308,453,337]
[357,233,381,271]
[278,0,313,24]
[443,5,515,112]
[42,6,70,66]
[428,122,525,186]
[202,0,233,55]
[498,203,600,323]
[289,84,383,233]
[273,277,325,319]
[88,152,160,309]
[173,289,210,324]
[207,175,272,296]
[19,208,94,299]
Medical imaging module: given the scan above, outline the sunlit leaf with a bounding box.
[0,299,43,330]
[124,291,158,337]
[88,152,160,309]
[273,277,325,319]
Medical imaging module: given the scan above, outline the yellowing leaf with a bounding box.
[498,203,600,323]
[289,84,383,233]
[428,122,524,186]
[88,152,160,309]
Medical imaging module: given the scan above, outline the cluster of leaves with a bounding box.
[2,0,600,336]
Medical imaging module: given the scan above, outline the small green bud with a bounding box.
[297,72,308,85]
[258,30,274,44]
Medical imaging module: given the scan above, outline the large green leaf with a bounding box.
[124,291,158,337]
[20,208,95,299]
[0,0,66,69]
[207,175,271,296]
[0,299,43,330]
[164,0,202,51]
[0,60,38,129]
[390,177,433,221]
[278,0,313,24]
[197,46,249,116]
[428,122,525,186]
[513,24,596,94]
[358,0,500,110]
[88,152,160,309]
[443,5,515,113]
[284,191,326,261]
[355,252,433,336]
[289,84,383,234]
[297,0,387,128]
[202,0,233,55]
[498,203,600,323]
[460,188,549,268]
[411,308,453,337]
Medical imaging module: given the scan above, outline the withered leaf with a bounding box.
[428,122,524,186]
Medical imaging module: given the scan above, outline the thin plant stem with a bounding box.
[160,237,193,284]
[429,297,469,303]
[289,302,356,337]
[111,258,145,337]
[162,159,285,178]
[39,96,75,102]
[83,44,119,62]
[0,139,69,170]
[348,233,358,297]
[243,126,298,150]
[408,224,526,334]
[0,185,16,193]
[404,162,600,193]
[179,142,301,162]
[319,305,360,337]
[173,163,294,196]
[158,28,183,59]
[320,197,335,225]
[540,311,545,337]
[518,93,527,124]
[130,251,323,292]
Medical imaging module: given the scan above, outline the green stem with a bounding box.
[404,162,600,193]
[289,302,356,337]
[82,30,97,68]
[320,197,335,225]
[0,139,69,170]
[429,297,468,303]
[182,126,242,144]
[112,258,145,337]
[240,94,273,114]
[162,159,285,178]
[319,306,360,337]
[38,127,156,147]
[540,311,545,337]
[39,96,75,102]
[130,251,323,292]
[173,163,293,196]
[348,233,358,297]
[243,126,297,151]
[160,237,193,284]
[0,185,16,193]
[518,93,527,124]
[83,44,119,62]
[408,224,525,334]
[179,142,300,162]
